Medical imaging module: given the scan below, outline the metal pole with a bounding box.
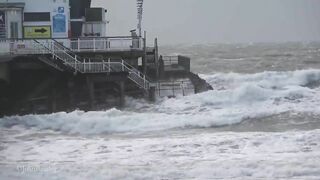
[108,58,111,72]
[143,31,147,74]
[158,82,160,97]
[172,81,175,97]
[137,0,143,37]
[52,41,55,59]
[182,81,185,96]
[74,61,77,73]
[93,38,96,52]
[78,38,80,52]
[121,60,124,71]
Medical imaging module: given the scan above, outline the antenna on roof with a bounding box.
[137,0,143,37]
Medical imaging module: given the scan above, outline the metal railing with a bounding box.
[162,56,179,66]
[34,39,150,90]
[80,59,149,89]
[0,38,149,90]
[161,55,191,72]
[156,79,195,97]
[0,24,6,39]
[0,39,10,55]
[70,37,143,52]
[121,60,150,89]
[0,36,144,55]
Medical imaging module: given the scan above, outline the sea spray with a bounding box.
[1,69,320,134]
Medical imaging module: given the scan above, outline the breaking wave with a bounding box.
[1,69,320,134]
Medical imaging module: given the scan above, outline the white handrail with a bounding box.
[33,39,150,90]
[0,37,144,55]
[0,38,151,90]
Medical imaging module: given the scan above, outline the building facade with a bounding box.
[0,0,106,39]
[1,0,70,39]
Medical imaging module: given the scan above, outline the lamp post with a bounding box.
[137,0,143,37]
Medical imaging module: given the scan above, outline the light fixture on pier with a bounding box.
[137,0,143,37]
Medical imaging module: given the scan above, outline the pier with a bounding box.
[0,0,212,116]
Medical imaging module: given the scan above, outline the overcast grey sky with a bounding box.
[92,0,320,44]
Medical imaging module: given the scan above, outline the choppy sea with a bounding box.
[1,42,320,179]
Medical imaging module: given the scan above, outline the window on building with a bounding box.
[85,8,104,22]
[24,12,50,22]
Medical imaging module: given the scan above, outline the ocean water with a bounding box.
[1,42,320,179]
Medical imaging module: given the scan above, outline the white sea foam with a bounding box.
[2,44,320,180]
[1,129,320,179]
[1,69,320,134]
[201,69,320,89]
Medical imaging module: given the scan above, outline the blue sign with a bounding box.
[53,14,66,33]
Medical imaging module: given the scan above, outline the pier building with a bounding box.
[0,0,212,115]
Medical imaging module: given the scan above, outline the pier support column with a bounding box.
[119,81,125,107]
[0,63,10,83]
[86,77,95,110]
[51,89,57,112]
[68,79,76,109]
[148,86,156,102]
[143,31,147,74]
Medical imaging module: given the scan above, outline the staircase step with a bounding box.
[38,56,65,72]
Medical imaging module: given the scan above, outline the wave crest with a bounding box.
[1,69,320,134]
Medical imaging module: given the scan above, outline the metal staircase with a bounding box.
[33,39,150,90]
[38,56,65,72]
